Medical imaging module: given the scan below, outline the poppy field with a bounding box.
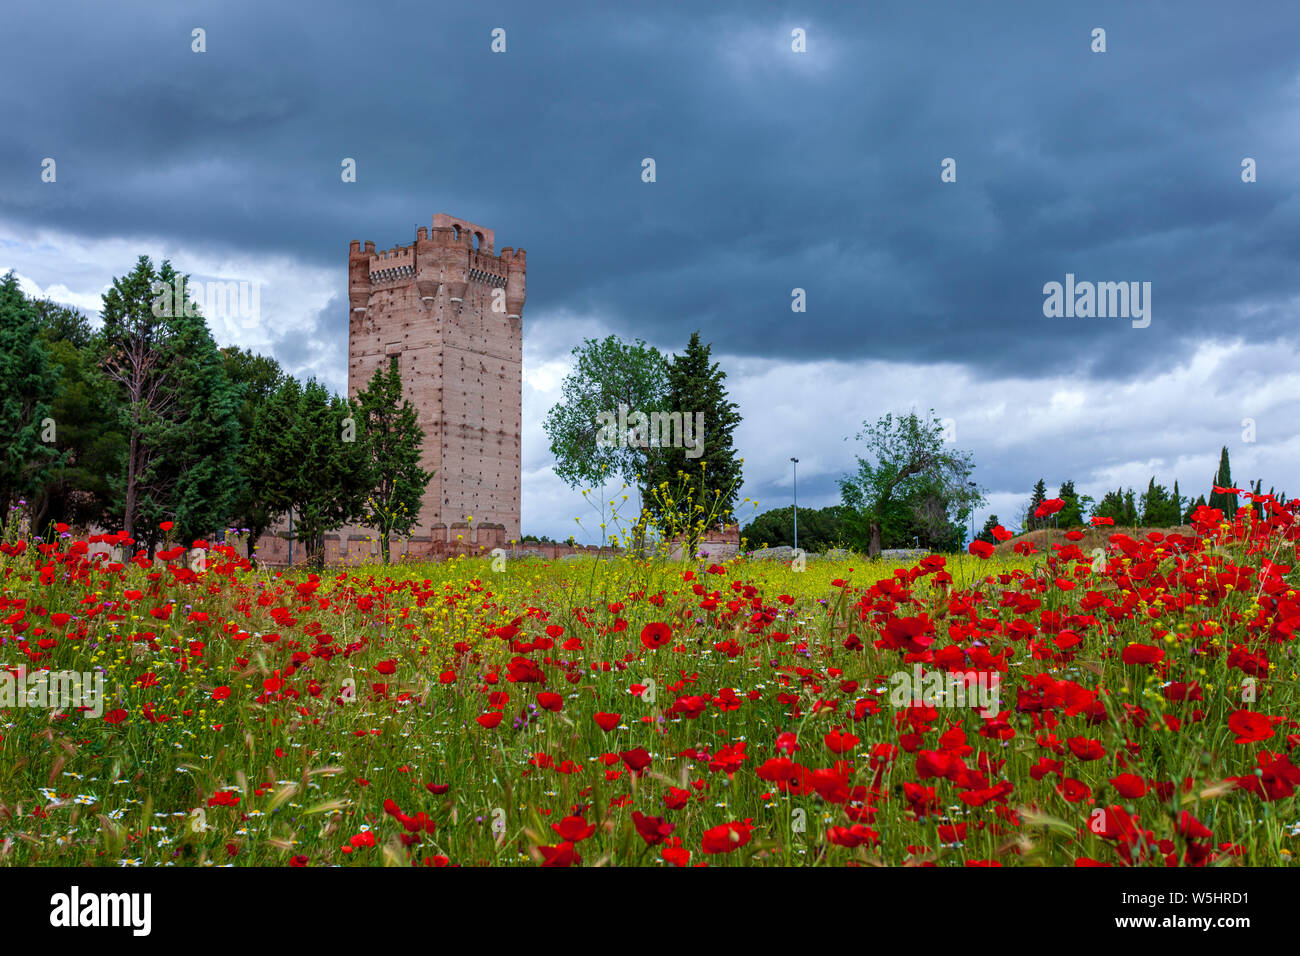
[1,498,1299,868]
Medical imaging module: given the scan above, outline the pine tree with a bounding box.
[355,359,434,563]
[641,332,743,548]
[0,273,63,518]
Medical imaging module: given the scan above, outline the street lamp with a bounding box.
[791,458,799,552]
[968,481,978,543]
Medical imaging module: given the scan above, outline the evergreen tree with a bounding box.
[1208,446,1238,515]
[0,273,63,519]
[165,298,242,546]
[1140,477,1180,527]
[96,257,241,551]
[1056,479,1087,527]
[222,346,285,557]
[1026,479,1048,530]
[31,332,127,530]
[975,513,1002,546]
[246,377,370,569]
[642,332,743,546]
[355,358,434,563]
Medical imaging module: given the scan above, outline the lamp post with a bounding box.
[791,458,799,552]
[968,481,978,543]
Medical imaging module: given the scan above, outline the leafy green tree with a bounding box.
[543,335,669,497]
[246,377,370,569]
[0,273,63,519]
[641,332,744,547]
[743,505,843,552]
[838,410,981,557]
[355,359,434,563]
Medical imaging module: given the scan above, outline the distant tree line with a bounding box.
[1021,447,1280,531]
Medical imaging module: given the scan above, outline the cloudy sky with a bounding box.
[3,0,1297,542]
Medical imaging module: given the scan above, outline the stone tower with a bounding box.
[348,213,525,544]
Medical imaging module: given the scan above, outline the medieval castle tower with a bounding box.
[348,213,525,544]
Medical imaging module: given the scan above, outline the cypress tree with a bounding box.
[642,332,743,544]
[355,358,434,563]
[1208,447,1238,515]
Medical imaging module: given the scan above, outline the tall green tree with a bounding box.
[1025,479,1048,530]
[1208,446,1239,515]
[1056,479,1090,528]
[838,410,980,557]
[32,331,128,530]
[355,359,433,563]
[246,377,370,569]
[222,346,285,557]
[543,335,669,497]
[641,332,744,546]
[0,273,63,519]
[96,257,241,550]
[975,513,1002,546]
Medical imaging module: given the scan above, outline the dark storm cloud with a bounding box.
[1,0,1296,380]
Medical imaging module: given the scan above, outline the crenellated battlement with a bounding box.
[350,214,526,303]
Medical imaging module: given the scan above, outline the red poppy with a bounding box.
[632,811,675,845]
[1034,498,1065,519]
[640,622,672,650]
[593,712,620,731]
[1067,737,1106,761]
[968,540,995,559]
[1228,709,1273,744]
[701,819,754,854]
[551,815,597,841]
[621,747,652,774]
